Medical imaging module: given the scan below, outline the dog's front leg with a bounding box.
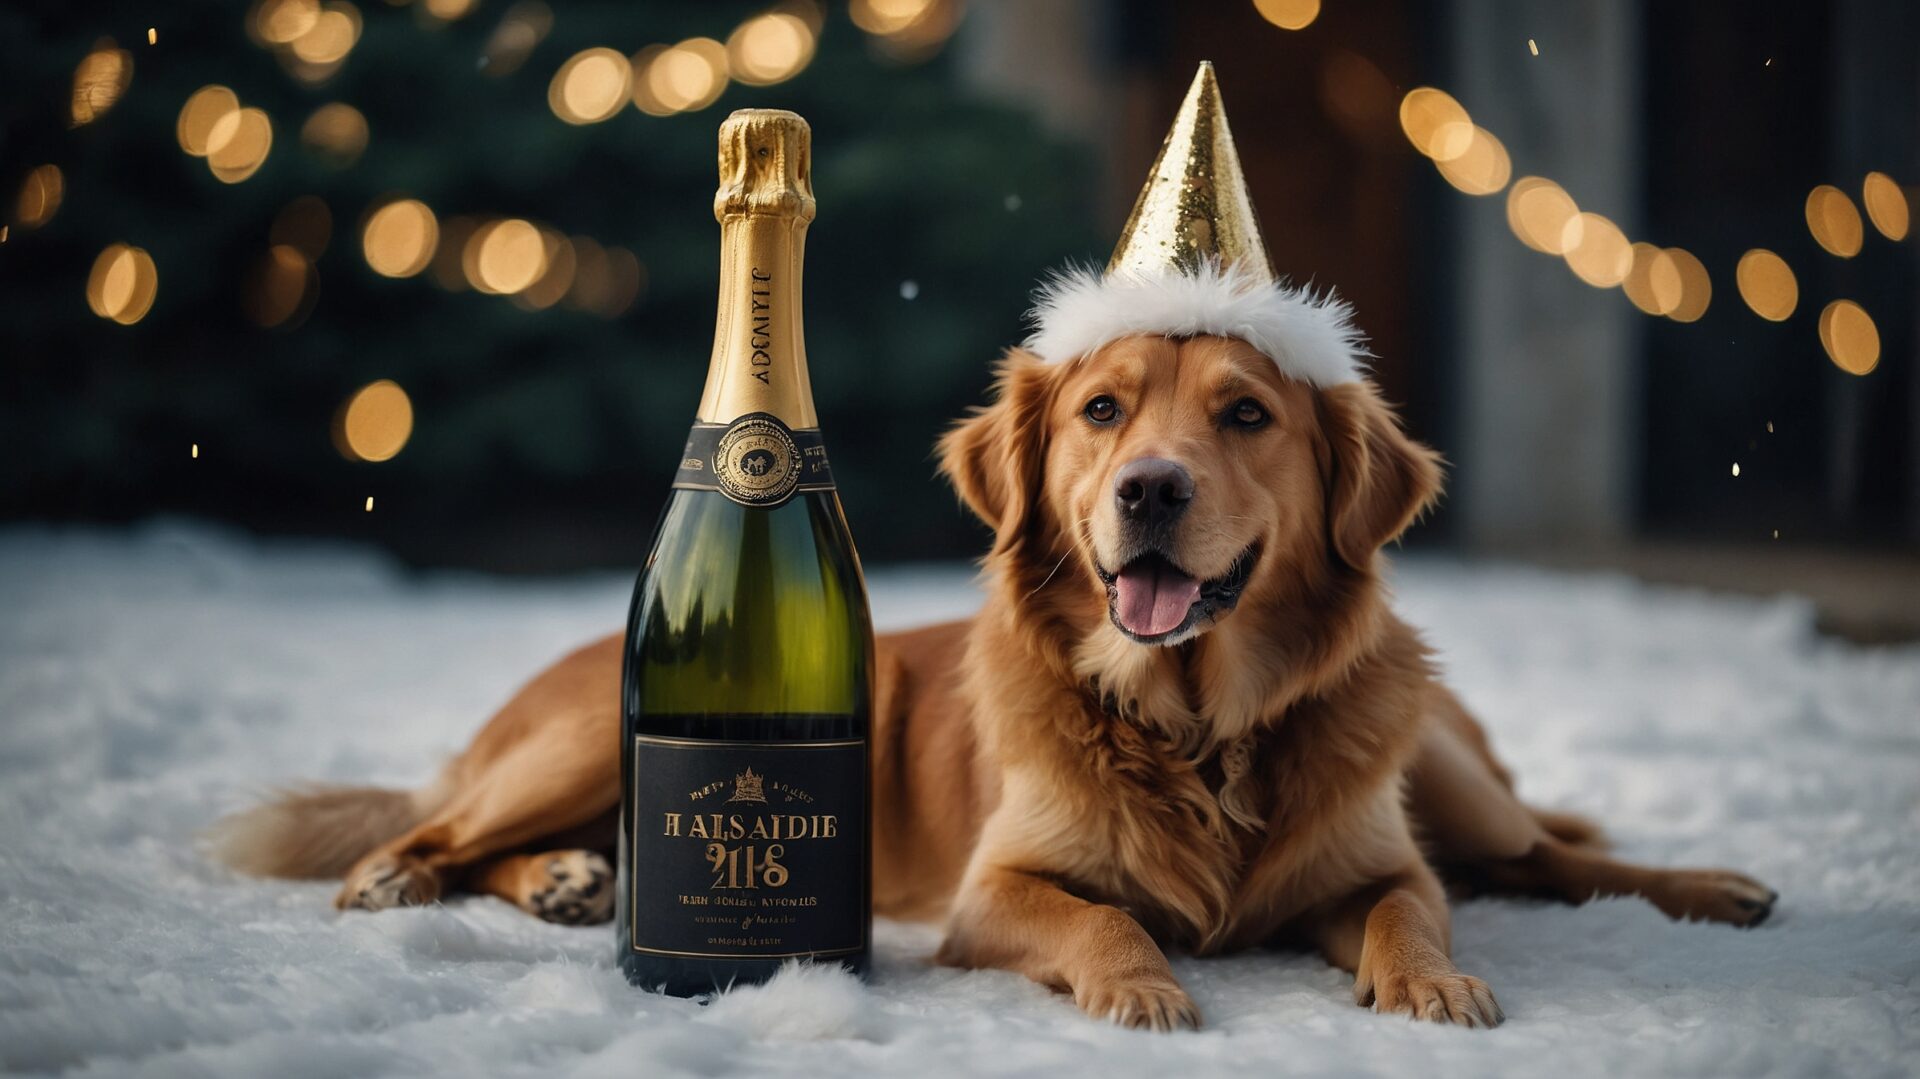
[936,866,1199,1031]
[1312,865,1503,1028]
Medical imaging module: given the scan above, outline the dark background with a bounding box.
[4,0,1916,580]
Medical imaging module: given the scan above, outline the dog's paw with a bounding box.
[336,853,440,912]
[1074,972,1201,1032]
[1360,968,1503,1028]
[1646,868,1778,927]
[522,850,614,925]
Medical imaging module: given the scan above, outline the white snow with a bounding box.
[1,522,1915,1077]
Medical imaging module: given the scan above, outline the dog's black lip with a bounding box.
[1098,543,1260,644]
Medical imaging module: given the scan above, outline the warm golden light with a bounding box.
[1434,125,1510,196]
[515,228,578,310]
[727,12,816,86]
[549,47,632,124]
[245,244,317,328]
[1622,242,1671,316]
[1663,247,1711,323]
[289,1,361,64]
[1398,87,1474,162]
[472,218,547,294]
[850,0,935,35]
[423,0,478,20]
[365,496,374,511]
[565,238,644,317]
[645,38,729,114]
[361,199,439,278]
[1506,176,1581,254]
[207,106,274,183]
[253,0,321,45]
[1861,171,1909,241]
[1561,212,1630,287]
[1735,249,1797,321]
[1818,300,1879,375]
[429,216,478,291]
[177,85,240,157]
[1804,184,1863,258]
[70,43,133,127]
[85,243,159,325]
[1253,0,1321,31]
[271,195,332,259]
[301,102,368,166]
[481,0,552,77]
[338,380,414,462]
[13,165,64,229]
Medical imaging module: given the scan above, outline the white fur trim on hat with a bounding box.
[1022,260,1368,386]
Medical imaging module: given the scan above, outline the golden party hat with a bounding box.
[1023,63,1363,385]
[1108,61,1276,284]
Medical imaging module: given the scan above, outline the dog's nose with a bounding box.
[1113,457,1194,527]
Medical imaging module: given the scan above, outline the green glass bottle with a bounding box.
[618,109,873,996]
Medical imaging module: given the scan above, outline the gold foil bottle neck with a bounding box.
[715,109,816,223]
[1108,62,1275,285]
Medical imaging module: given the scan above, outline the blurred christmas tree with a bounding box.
[0,0,1101,569]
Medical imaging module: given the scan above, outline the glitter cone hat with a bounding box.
[1024,62,1365,386]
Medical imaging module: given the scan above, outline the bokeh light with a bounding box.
[361,199,439,278]
[1398,87,1473,162]
[481,1,553,77]
[470,218,548,294]
[850,0,960,60]
[289,1,361,64]
[1433,125,1510,196]
[207,106,274,183]
[423,0,479,21]
[1662,247,1711,323]
[1622,242,1674,316]
[565,237,644,317]
[1506,176,1580,254]
[12,165,65,230]
[1734,249,1797,322]
[514,227,578,310]
[1804,184,1864,258]
[85,243,159,325]
[727,12,817,86]
[1253,0,1321,31]
[429,215,478,291]
[641,38,729,115]
[1561,212,1630,287]
[301,102,369,166]
[251,0,321,45]
[1861,171,1909,241]
[549,47,633,125]
[70,42,133,127]
[270,196,333,259]
[177,85,240,157]
[336,380,415,462]
[244,244,319,329]
[1818,300,1879,376]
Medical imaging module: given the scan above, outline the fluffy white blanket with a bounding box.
[1,524,1914,1077]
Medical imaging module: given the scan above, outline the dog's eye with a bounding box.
[1230,399,1269,428]
[1084,395,1118,424]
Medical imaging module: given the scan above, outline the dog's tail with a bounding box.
[206,778,447,879]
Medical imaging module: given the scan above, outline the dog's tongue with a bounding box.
[1114,558,1201,638]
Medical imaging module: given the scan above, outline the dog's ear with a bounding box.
[1318,380,1444,571]
[938,349,1055,552]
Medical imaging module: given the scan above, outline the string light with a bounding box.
[1861,172,1909,241]
[301,102,368,167]
[1804,184,1864,257]
[362,199,439,278]
[177,85,240,157]
[12,165,64,230]
[727,11,817,86]
[336,380,414,462]
[1818,300,1879,375]
[70,42,133,127]
[1735,249,1797,321]
[1253,0,1321,31]
[85,243,159,325]
[550,48,632,125]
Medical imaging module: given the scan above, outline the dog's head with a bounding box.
[941,334,1441,647]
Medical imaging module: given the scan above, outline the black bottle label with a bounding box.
[628,733,866,960]
[671,412,835,508]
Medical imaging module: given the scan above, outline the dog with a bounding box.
[213,333,1776,1030]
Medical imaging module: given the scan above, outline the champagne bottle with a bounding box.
[618,110,873,996]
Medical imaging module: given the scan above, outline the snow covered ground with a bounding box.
[1,523,1915,1078]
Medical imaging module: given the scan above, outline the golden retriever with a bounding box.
[214,334,1776,1030]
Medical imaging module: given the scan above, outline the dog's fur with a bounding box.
[213,334,1774,1030]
